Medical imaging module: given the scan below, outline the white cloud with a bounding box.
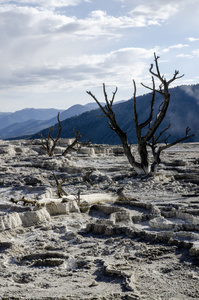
[85,10,150,31]
[169,44,189,49]
[0,1,169,87]
[0,0,90,8]
[0,46,155,92]
[0,3,161,47]
[128,2,179,26]
[177,54,193,59]
[187,37,199,42]
[0,0,199,111]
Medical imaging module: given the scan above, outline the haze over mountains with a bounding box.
[0,108,62,130]
[0,103,99,139]
[1,84,199,143]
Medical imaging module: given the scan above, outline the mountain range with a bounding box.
[0,103,99,139]
[1,84,199,144]
[31,84,199,144]
[0,108,62,131]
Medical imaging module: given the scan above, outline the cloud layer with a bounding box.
[0,0,199,111]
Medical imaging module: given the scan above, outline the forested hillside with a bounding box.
[32,84,199,144]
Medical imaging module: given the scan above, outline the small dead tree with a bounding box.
[40,113,86,157]
[40,112,62,157]
[52,173,68,198]
[87,53,194,175]
[62,127,83,157]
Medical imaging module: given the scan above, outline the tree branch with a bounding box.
[62,127,82,156]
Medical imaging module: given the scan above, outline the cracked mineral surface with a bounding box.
[0,139,199,299]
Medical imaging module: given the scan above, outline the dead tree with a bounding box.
[52,173,68,198]
[62,127,82,157]
[40,112,62,157]
[87,53,194,175]
[40,113,86,157]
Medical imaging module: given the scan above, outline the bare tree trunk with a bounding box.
[138,141,150,174]
[119,133,145,174]
[87,85,146,174]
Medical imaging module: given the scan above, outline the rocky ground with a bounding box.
[0,139,199,300]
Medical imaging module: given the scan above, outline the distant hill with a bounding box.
[0,108,62,132]
[0,112,10,117]
[0,103,99,139]
[30,84,199,144]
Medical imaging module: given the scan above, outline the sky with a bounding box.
[0,0,199,112]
